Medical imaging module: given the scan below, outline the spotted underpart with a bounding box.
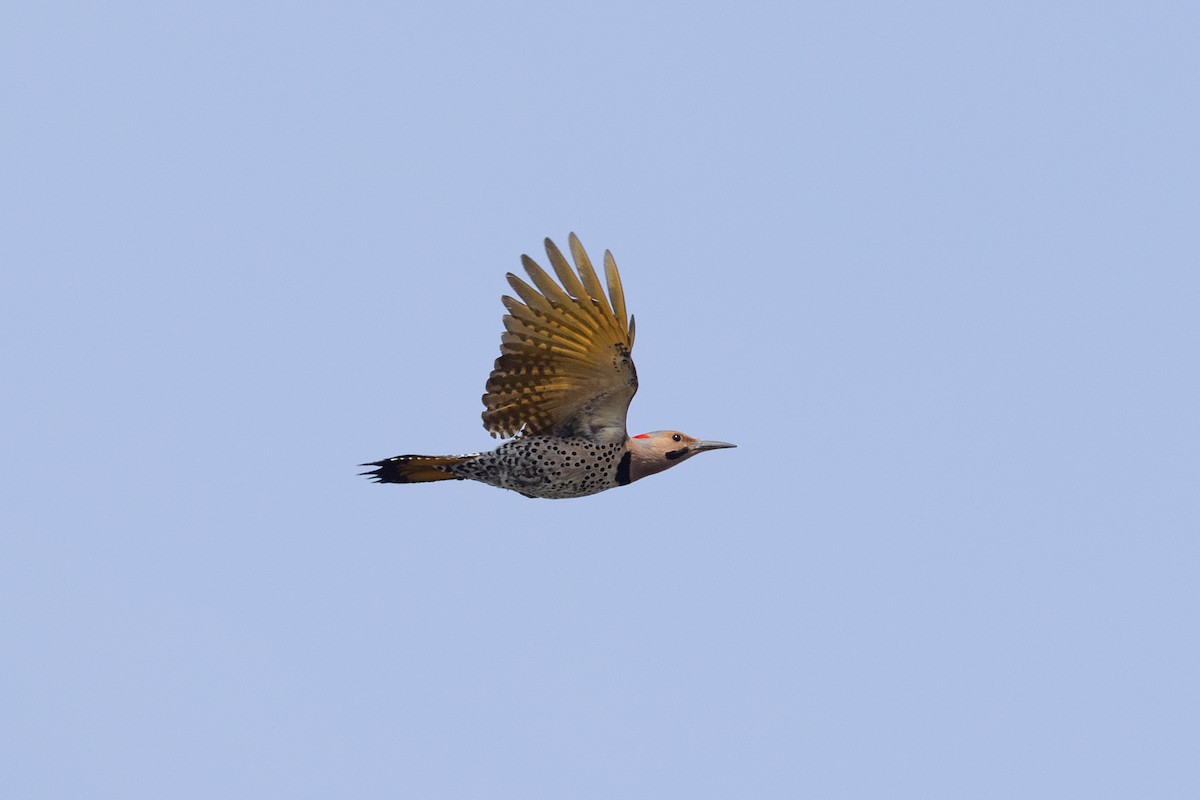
[449,436,629,499]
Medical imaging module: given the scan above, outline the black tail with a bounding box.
[360,454,470,484]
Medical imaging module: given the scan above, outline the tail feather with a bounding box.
[360,454,470,484]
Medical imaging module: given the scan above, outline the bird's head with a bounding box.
[625,430,736,482]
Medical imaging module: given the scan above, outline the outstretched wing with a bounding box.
[482,233,638,441]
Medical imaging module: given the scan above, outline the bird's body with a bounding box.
[362,234,733,499]
[368,436,629,499]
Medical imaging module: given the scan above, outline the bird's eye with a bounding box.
[672,433,682,442]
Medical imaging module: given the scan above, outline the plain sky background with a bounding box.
[3,1,1198,797]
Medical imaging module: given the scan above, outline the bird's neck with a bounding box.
[625,438,676,482]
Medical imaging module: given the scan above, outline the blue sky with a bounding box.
[3,2,1198,797]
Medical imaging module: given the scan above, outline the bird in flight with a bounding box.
[362,234,734,498]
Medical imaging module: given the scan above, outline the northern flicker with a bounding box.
[361,234,734,498]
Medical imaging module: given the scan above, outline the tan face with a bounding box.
[631,430,696,460]
[626,431,735,483]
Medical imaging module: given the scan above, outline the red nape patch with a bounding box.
[633,433,650,439]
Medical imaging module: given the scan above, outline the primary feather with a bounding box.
[481,233,637,442]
